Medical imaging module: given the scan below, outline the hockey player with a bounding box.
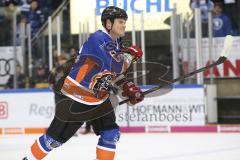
[23,6,144,160]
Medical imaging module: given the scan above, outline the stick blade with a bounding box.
[221,35,233,58]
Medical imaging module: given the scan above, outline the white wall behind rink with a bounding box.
[0,85,205,129]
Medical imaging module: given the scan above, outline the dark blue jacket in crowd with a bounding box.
[29,8,45,36]
[213,14,232,37]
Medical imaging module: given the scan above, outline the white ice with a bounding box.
[1,133,240,160]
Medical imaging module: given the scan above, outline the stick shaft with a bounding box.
[119,56,227,105]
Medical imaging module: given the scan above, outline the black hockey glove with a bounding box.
[93,74,118,99]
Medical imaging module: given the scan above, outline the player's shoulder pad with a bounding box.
[87,30,111,51]
[88,30,106,43]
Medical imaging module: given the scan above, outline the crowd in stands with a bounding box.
[190,0,240,37]
[1,0,240,90]
[4,45,78,89]
[0,0,64,89]
[4,60,48,89]
[4,53,71,89]
[0,0,63,46]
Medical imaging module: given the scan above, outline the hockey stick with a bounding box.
[119,35,233,105]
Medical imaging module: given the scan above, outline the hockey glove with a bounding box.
[122,81,144,105]
[93,74,117,99]
[122,45,143,62]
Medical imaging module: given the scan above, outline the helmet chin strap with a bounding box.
[106,27,112,33]
[106,19,114,33]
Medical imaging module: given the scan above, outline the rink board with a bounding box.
[1,85,236,134]
[1,125,240,134]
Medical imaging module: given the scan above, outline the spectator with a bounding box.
[19,0,30,18]
[49,54,69,103]
[212,2,232,37]
[56,54,68,67]
[32,62,49,88]
[29,0,45,37]
[52,50,69,67]
[16,14,27,45]
[223,0,239,35]
[69,47,78,57]
[190,0,214,37]
[4,0,21,6]
[5,64,27,89]
[37,0,52,18]
[191,0,214,23]
[1,0,20,45]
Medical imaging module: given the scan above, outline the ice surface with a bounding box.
[1,133,240,160]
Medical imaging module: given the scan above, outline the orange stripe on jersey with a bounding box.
[96,147,115,160]
[31,140,47,159]
[75,57,98,83]
[62,77,108,105]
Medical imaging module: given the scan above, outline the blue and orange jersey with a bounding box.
[61,29,131,105]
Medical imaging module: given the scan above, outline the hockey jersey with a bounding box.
[61,29,131,105]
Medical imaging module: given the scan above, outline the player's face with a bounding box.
[111,18,126,37]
